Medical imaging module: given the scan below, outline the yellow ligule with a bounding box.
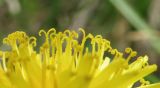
[0,28,158,88]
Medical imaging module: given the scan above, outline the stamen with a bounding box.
[39,30,47,39]
[125,48,137,62]
[29,37,37,47]
[79,28,85,39]
[140,79,150,86]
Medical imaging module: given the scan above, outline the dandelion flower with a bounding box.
[0,28,159,88]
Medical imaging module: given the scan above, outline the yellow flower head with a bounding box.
[0,28,159,88]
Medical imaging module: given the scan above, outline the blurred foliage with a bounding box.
[130,0,151,17]
[0,0,160,82]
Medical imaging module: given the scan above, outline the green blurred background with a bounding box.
[0,0,160,83]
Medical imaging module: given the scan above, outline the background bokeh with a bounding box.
[0,0,160,83]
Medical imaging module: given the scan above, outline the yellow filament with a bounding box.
[2,52,7,72]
